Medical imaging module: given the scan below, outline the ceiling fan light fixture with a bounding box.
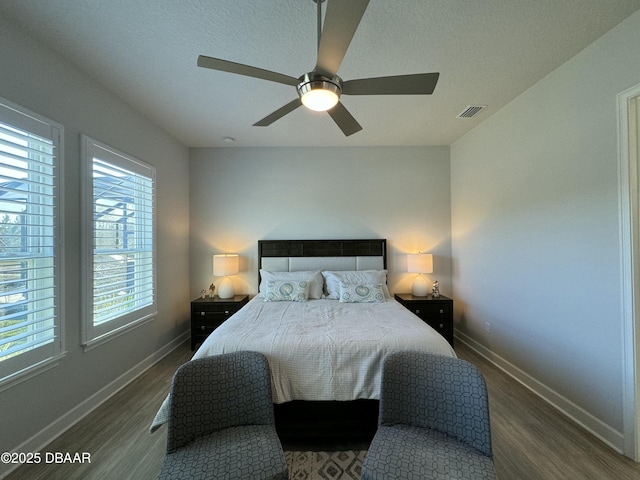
[297,73,342,112]
[301,88,339,112]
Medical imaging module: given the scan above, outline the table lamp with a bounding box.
[407,253,433,297]
[213,254,239,299]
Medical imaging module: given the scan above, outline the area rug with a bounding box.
[285,450,367,480]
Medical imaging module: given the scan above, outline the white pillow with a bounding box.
[339,283,385,303]
[259,270,324,299]
[264,280,309,302]
[322,270,391,300]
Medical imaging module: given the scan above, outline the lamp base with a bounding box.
[217,276,235,299]
[411,275,429,297]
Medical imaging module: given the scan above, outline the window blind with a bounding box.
[92,158,153,324]
[0,106,61,383]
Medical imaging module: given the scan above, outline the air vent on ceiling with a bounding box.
[457,105,487,118]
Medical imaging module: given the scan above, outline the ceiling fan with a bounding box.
[197,0,439,136]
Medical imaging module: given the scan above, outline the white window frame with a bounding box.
[0,97,64,390]
[81,135,156,350]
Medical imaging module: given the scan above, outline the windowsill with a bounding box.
[0,351,67,393]
[82,313,156,352]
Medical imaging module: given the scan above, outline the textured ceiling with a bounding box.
[1,0,639,147]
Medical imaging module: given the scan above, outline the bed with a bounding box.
[151,239,456,440]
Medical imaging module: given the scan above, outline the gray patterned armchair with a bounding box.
[157,351,288,480]
[361,352,497,479]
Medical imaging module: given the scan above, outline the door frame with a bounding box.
[618,83,640,461]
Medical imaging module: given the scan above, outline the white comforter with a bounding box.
[150,296,455,432]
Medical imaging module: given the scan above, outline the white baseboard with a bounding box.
[0,332,189,480]
[456,331,624,454]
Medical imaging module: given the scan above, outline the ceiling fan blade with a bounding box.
[342,73,440,95]
[327,102,362,136]
[315,0,370,77]
[197,55,299,86]
[253,98,302,127]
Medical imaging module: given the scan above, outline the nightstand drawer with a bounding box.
[406,303,450,319]
[191,316,226,332]
[423,317,453,339]
[193,304,238,316]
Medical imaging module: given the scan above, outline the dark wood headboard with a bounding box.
[258,238,386,266]
[257,239,387,287]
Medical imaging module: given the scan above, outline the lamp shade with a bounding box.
[213,254,239,277]
[407,253,433,274]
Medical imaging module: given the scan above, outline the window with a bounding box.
[0,98,63,388]
[81,136,156,348]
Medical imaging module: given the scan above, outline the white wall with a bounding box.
[189,146,451,297]
[0,17,190,470]
[451,10,640,451]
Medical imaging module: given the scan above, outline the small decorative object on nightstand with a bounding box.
[190,294,249,350]
[432,280,440,298]
[394,293,454,347]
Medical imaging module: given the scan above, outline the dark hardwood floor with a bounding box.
[457,345,640,480]
[3,344,192,480]
[4,339,640,479]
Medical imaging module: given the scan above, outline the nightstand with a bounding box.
[394,293,454,347]
[190,295,249,350]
